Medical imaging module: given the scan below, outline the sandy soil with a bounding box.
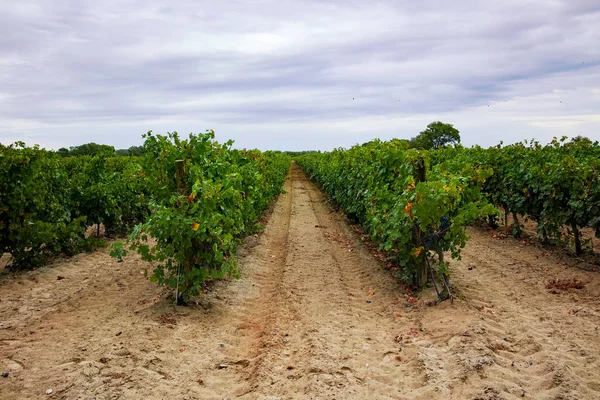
[1,164,599,399]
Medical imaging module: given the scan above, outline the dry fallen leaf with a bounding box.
[407,328,419,336]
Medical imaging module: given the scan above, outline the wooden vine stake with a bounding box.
[571,222,583,256]
[174,159,190,305]
[411,155,428,289]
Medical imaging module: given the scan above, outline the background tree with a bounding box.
[67,143,115,157]
[411,121,461,150]
[115,149,130,156]
[115,145,144,156]
[127,145,144,156]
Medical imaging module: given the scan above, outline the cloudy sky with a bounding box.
[1,0,599,151]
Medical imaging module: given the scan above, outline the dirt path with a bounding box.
[1,164,599,399]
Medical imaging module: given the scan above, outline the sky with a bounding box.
[0,0,599,151]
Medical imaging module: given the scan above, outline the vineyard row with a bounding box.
[297,137,600,292]
[1,131,290,302]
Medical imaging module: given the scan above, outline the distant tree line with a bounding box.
[52,123,461,157]
[52,126,590,157]
[57,143,143,157]
[55,144,321,158]
[281,150,319,157]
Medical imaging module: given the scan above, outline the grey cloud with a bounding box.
[0,0,599,149]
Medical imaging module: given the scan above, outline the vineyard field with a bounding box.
[1,137,600,399]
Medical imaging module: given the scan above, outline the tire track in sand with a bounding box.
[240,163,426,399]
